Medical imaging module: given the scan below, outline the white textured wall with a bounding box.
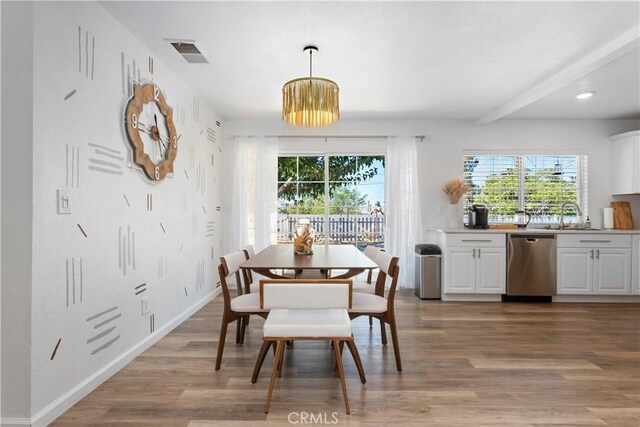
[225,118,640,240]
[26,1,223,422]
[1,1,34,421]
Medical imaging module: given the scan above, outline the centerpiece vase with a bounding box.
[294,219,315,255]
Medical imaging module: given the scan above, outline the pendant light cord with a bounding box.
[309,49,313,79]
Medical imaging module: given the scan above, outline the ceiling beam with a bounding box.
[476,25,640,125]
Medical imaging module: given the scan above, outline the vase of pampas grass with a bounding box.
[442,178,471,229]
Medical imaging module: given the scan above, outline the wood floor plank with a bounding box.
[52,292,639,426]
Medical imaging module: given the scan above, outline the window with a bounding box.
[277,155,385,248]
[463,154,587,223]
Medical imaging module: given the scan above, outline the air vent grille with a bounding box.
[169,41,209,64]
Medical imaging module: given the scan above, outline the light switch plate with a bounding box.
[141,296,149,316]
[57,190,72,214]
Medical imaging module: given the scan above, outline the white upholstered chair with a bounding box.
[215,251,268,371]
[253,280,366,414]
[349,251,403,371]
[351,245,385,294]
[241,244,263,294]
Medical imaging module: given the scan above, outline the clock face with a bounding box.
[124,83,178,181]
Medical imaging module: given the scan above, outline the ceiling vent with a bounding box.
[167,39,209,64]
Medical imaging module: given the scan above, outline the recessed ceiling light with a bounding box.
[575,91,595,100]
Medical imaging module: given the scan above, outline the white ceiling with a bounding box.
[101,1,640,122]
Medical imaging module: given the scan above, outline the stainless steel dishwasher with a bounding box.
[507,234,557,296]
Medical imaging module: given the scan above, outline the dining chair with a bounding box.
[349,252,402,371]
[241,244,262,294]
[351,245,385,294]
[215,250,269,371]
[254,279,366,414]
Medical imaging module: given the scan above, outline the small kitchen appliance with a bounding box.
[514,210,531,228]
[467,204,489,229]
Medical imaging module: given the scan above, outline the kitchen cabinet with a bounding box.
[557,248,593,294]
[444,234,506,294]
[610,130,640,195]
[633,235,640,295]
[476,248,506,293]
[557,234,632,295]
[594,249,631,294]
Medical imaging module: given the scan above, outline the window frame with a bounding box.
[462,151,588,224]
[277,148,386,247]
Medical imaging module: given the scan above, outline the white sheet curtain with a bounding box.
[386,136,423,289]
[228,136,278,253]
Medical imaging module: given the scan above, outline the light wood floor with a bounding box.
[53,291,640,426]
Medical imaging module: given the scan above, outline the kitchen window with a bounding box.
[463,154,588,223]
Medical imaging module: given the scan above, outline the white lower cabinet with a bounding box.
[595,249,631,294]
[558,244,631,295]
[557,249,593,294]
[476,248,506,293]
[447,248,475,293]
[633,235,640,295]
[446,246,506,294]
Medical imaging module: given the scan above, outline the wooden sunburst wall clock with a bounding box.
[124,83,178,182]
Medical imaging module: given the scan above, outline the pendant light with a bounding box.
[282,46,340,127]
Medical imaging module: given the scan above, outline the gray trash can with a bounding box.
[415,244,442,300]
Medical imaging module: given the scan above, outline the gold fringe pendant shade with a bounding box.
[282,46,339,127]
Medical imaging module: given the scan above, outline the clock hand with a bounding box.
[154,114,158,128]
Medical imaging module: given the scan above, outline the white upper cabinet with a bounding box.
[610,131,640,195]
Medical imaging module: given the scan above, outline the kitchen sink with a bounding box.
[533,225,601,231]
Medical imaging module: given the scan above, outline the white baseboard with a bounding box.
[441,293,502,302]
[21,288,221,427]
[553,295,640,303]
[0,418,32,426]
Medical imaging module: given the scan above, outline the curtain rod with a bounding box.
[246,135,427,141]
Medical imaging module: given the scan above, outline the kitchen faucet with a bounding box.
[559,201,583,230]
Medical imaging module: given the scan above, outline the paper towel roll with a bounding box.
[603,207,614,229]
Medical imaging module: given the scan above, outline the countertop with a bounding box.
[430,227,640,235]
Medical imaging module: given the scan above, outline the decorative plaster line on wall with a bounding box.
[27,290,220,427]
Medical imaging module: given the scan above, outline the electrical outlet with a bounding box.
[141,296,149,316]
[57,190,72,214]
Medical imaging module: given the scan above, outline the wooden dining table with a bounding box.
[240,244,378,279]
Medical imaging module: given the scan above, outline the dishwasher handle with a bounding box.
[510,234,556,240]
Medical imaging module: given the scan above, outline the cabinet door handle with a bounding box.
[462,239,492,242]
[590,249,594,259]
[472,248,476,258]
[478,248,481,258]
[596,249,600,259]
[579,240,612,243]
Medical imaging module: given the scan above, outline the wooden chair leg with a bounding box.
[346,340,367,384]
[265,340,285,414]
[277,344,285,378]
[252,340,272,383]
[389,315,402,372]
[240,316,248,345]
[332,340,350,414]
[334,341,345,371]
[380,319,388,345]
[235,319,242,344]
[215,316,229,371]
